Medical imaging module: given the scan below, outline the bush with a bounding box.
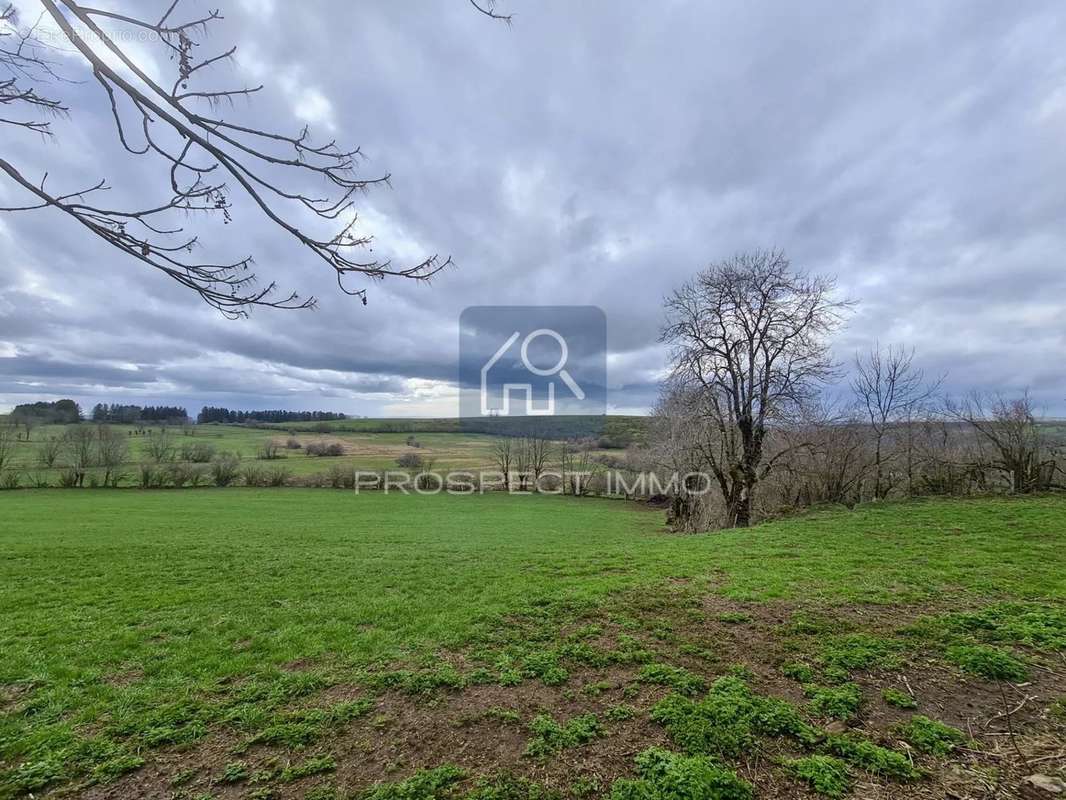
[139,464,167,489]
[327,464,355,489]
[265,466,291,487]
[258,441,284,460]
[0,471,20,490]
[211,453,240,487]
[306,441,344,457]
[179,442,215,463]
[57,467,82,488]
[396,452,424,470]
[241,465,265,487]
[168,463,207,488]
[285,437,302,450]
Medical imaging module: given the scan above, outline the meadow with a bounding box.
[0,490,1063,799]
[0,420,639,488]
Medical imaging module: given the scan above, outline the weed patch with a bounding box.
[609,747,753,800]
[881,688,917,709]
[638,663,706,695]
[525,713,603,759]
[362,765,466,800]
[945,644,1028,681]
[805,683,862,721]
[896,715,967,756]
[824,734,919,780]
[786,755,851,798]
[651,676,817,757]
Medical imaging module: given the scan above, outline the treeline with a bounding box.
[644,249,1065,531]
[91,404,188,423]
[11,399,81,424]
[197,407,347,424]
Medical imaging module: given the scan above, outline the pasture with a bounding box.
[0,491,1063,799]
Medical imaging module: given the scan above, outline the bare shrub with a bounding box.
[211,453,241,487]
[285,437,302,450]
[0,425,14,472]
[139,464,166,489]
[306,441,344,457]
[241,465,265,487]
[327,463,355,489]
[96,425,128,487]
[1,471,20,490]
[396,452,424,470]
[265,466,291,487]
[180,442,216,463]
[258,441,284,460]
[144,428,175,463]
[60,427,97,487]
[168,463,207,489]
[38,435,62,468]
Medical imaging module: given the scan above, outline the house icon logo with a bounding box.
[480,328,585,416]
[459,306,606,433]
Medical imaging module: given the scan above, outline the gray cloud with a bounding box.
[1,0,1065,416]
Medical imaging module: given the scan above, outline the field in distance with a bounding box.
[0,417,644,486]
[0,491,1063,799]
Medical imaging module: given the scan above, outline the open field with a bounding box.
[0,426,515,483]
[1,491,1064,799]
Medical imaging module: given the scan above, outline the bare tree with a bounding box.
[60,425,96,486]
[661,249,851,527]
[512,437,532,492]
[490,436,514,490]
[0,1,507,316]
[558,442,603,496]
[95,425,128,487]
[525,435,553,489]
[0,424,15,471]
[144,427,175,463]
[946,391,1058,493]
[37,434,62,467]
[851,344,940,500]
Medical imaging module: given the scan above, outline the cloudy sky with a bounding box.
[2,0,1065,417]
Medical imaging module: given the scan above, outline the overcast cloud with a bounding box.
[2,0,1065,416]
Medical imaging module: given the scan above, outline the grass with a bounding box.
[0,491,1064,797]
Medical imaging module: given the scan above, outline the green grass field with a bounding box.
[0,423,635,487]
[1,491,1064,799]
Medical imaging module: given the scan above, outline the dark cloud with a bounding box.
[1,0,1064,415]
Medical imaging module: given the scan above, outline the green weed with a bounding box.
[651,676,816,757]
[637,663,706,696]
[805,683,862,721]
[881,688,917,709]
[896,716,966,756]
[609,747,753,800]
[945,645,1028,681]
[786,755,851,797]
[524,714,603,759]
[824,734,919,780]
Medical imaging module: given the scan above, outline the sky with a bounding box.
[2,0,1065,417]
